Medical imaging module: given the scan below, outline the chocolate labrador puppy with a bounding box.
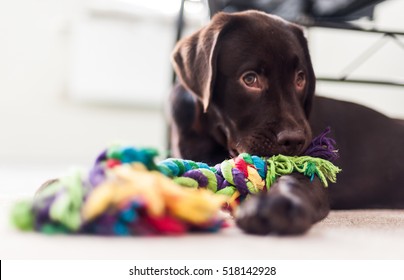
[170,10,404,235]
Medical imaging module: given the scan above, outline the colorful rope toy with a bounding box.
[11,128,341,236]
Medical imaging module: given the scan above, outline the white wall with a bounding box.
[0,0,179,165]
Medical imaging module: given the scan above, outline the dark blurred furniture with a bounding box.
[207,0,382,22]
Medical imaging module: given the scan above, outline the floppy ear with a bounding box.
[171,13,232,112]
[290,24,316,117]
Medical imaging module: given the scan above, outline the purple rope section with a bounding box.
[304,127,339,162]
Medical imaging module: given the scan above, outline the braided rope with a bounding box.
[158,153,340,195]
[88,148,340,212]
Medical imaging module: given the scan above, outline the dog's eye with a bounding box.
[295,71,306,88]
[242,72,260,88]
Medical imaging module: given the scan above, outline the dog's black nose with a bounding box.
[276,130,306,155]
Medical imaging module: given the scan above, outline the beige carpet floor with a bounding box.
[1,165,404,260]
[2,199,404,259]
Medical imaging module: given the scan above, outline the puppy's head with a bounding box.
[172,11,315,157]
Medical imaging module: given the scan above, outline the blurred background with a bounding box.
[0,0,403,173]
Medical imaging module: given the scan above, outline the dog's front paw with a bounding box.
[235,176,314,235]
